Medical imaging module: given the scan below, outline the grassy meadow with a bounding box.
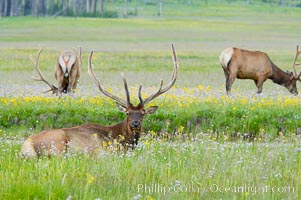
[1,2,301,200]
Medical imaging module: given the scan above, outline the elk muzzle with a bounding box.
[64,71,69,77]
[291,88,298,95]
[127,113,143,130]
[131,121,141,128]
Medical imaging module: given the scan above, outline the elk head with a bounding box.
[88,44,178,144]
[32,47,82,95]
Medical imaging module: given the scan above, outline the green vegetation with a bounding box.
[1,95,301,140]
[1,133,300,199]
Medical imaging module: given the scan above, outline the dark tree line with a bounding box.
[0,0,108,17]
[1,0,300,18]
[0,0,165,18]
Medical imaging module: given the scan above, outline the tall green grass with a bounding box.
[1,131,300,199]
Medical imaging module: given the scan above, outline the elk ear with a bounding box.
[116,103,127,113]
[145,106,158,115]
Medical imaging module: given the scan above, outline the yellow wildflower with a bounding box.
[86,173,95,184]
[177,126,184,134]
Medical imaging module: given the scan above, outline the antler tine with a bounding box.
[295,45,301,65]
[73,47,82,65]
[31,47,44,81]
[138,85,143,104]
[292,45,301,77]
[32,48,58,94]
[78,47,82,59]
[88,50,128,107]
[121,72,131,105]
[139,80,163,105]
[140,44,178,106]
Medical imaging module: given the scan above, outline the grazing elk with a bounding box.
[32,48,82,95]
[219,46,301,95]
[21,44,178,158]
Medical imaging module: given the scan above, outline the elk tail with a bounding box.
[21,138,37,159]
[219,47,233,74]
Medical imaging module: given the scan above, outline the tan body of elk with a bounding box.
[219,46,301,95]
[32,48,82,95]
[21,44,178,158]
[21,117,155,158]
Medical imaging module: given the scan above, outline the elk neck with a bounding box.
[105,115,143,149]
[65,120,141,150]
[269,62,291,85]
[121,117,142,148]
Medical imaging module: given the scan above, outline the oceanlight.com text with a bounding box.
[137,183,295,196]
[210,184,295,196]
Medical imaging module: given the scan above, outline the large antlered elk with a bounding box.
[219,46,301,95]
[21,45,178,158]
[32,48,82,95]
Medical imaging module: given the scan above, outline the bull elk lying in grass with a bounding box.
[21,44,178,158]
[32,47,82,95]
[219,46,301,95]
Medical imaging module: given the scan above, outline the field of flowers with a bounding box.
[1,83,301,199]
[1,97,301,199]
[1,86,301,140]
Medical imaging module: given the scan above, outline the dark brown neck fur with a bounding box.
[269,63,291,85]
[70,120,141,150]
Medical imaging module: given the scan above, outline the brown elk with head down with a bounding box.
[21,44,178,158]
[32,48,82,95]
[219,46,301,95]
